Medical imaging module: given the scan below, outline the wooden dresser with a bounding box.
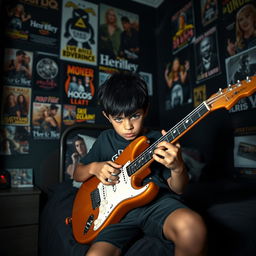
[0,187,41,256]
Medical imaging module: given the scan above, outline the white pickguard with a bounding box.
[93,161,149,230]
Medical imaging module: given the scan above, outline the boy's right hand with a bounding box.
[91,161,122,185]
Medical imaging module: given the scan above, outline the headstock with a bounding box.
[206,76,256,111]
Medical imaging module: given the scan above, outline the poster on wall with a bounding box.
[60,0,98,65]
[194,26,221,83]
[3,48,33,87]
[164,46,193,110]
[200,0,218,27]
[33,52,59,91]
[99,4,139,72]
[32,95,61,140]
[223,1,256,57]
[1,86,31,126]
[225,45,256,85]
[63,63,96,106]
[233,126,256,177]
[193,84,207,107]
[62,105,96,125]
[0,125,30,155]
[5,0,59,47]
[171,1,195,54]
[7,168,33,188]
[139,71,153,96]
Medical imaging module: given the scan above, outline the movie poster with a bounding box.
[7,168,33,187]
[63,63,96,106]
[99,4,139,72]
[63,104,76,126]
[225,45,256,85]
[1,86,31,126]
[171,1,195,54]
[164,46,193,110]
[5,0,59,47]
[65,133,96,184]
[32,96,61,139]
[193,84,207,107]
[3,48,33,87]
[233,126,256,177]
[139,71,153,96]
[0,125,30,155]
[33,52,59,91]
[223,1,256,57]
[200,0,218,26]
[194,26,221,83]
[60,0,98,65]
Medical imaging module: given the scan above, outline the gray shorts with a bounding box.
[93,193,188,252]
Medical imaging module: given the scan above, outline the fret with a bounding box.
[183,117,193,128]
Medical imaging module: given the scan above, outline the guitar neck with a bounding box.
[127,101,211,176]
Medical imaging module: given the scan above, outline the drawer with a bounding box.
[0,225,38,256]
[0,193,40,227]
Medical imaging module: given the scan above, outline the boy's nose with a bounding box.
[123,119,133,130]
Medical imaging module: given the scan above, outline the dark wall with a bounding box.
[155,0,256,180]
[0,0,159,193]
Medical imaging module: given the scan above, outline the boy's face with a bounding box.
[104,109,146,141]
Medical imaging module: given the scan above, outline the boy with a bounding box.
[73,72,207,256]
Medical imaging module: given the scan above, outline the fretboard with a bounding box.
[126,102,210,176]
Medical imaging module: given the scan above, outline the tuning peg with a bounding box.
[218,88,222,94]
[236,80,241,86]
[246,76,251,82]
[228,84,232,90]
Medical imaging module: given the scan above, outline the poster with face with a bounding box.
[5,0,59,47]
[60,0,98,65]
[164,46,192,110]
[32,96,61,140]
[194,26,221,83]
[223,1,256,57]
[171,1,195,54]
[1,86,31,126]
[99,4,139,72]
[3,48,33,87]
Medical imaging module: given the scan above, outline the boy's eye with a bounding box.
[131,113,141,119]
[113,117,123,123]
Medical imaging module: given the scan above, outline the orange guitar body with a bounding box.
[71,136,159,244]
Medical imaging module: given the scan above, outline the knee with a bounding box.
[165,209,207,245]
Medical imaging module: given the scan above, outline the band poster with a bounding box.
[60,0,98,65]
[164,46,193,110]
[1,86,31,126]
[223,1,256,57]
[0,125,30,155]
[200,0,218,27]
[32,96,61,140]
[171,1,195,54]
[233,126,256,177]
[63,104,96,125]
[4,48,33,87]
[99,4,139,72]
[63,63,96,106]
[194,26,221,83]
[5,0,59,47]
[33,52,59,91]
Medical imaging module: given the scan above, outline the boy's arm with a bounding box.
[153,130,189,195]
[73,161,122,185]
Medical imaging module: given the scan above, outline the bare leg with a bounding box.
[86,241,121,256]
[163,208,207,256]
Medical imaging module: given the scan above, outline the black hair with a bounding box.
[98,72,149,117]
[50,104,59,111]
[16,50,25,56]
[121,16,130,23]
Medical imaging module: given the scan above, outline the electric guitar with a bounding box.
[70,76,256,244]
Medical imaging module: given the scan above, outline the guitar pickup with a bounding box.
[84,214,94,234]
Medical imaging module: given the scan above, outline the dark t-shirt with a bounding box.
[80,129,173,192]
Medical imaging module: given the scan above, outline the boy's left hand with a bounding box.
[152,130,184,172]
